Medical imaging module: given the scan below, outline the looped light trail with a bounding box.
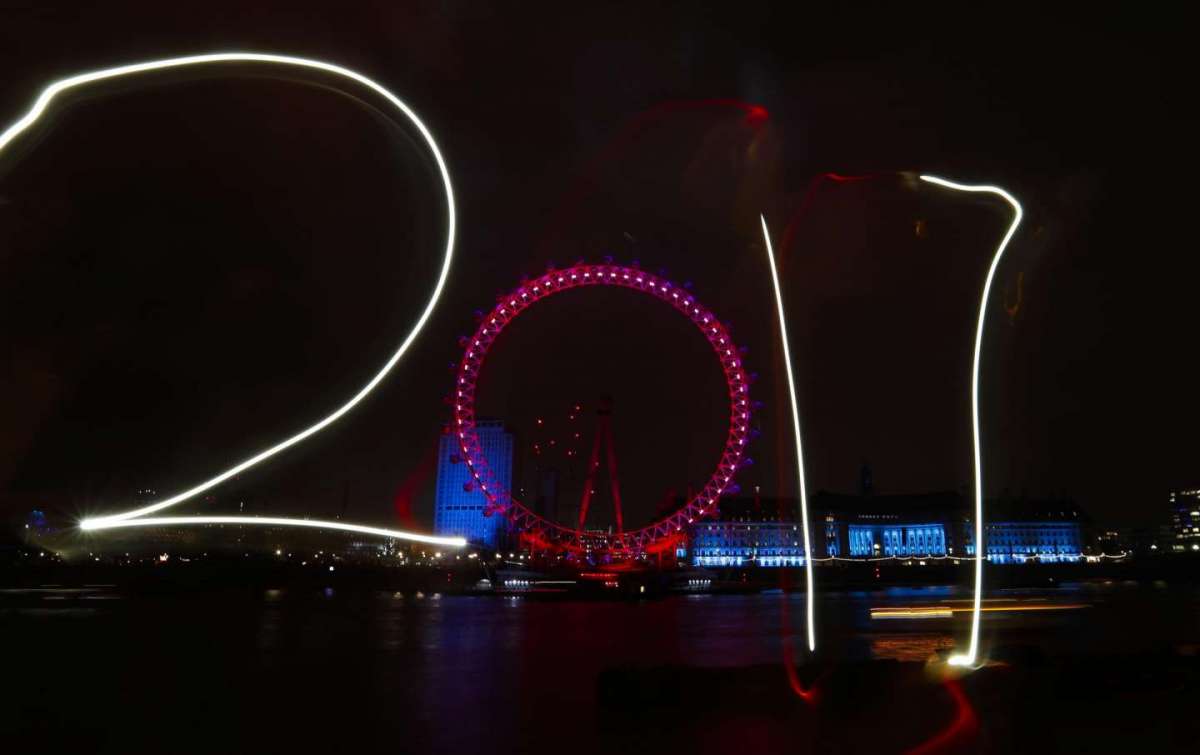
[919,174,1024,667]
[760,214,816,653]
[1,52,461,547]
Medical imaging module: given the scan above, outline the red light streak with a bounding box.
[770,171,877,500]
[536,98,768,255]
[392,439,439,528]
[778,172,877,271]
[777,570,819,703]
[905,680,978,755]
[1004,271,1025,322]
[823,171,875,182]
[642,532,685,555]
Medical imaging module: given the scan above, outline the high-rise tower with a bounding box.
[433,420,513,548]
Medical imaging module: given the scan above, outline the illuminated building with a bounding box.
[434,420,513,548]
[823,491,1084,563]
[690,498,807,567]
[1169,488,1200,552]
[815,490,966,558]
[1094,529,1125,554]
[1095,526,1162,555]
[965,522,1083,562]
[25,509,51,535]
[689,492,1088,566]
[961,497,1084,563]
[848,523,947,557]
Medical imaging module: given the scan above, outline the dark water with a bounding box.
[3,581,1199,752]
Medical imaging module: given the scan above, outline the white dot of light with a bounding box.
[79,516,466,547]
[0,52,456,543]
[919,174,1024,668]
[760,214,816,653]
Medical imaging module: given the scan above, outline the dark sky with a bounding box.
[0,3,1193,532]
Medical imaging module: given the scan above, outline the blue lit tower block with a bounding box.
[434,420,514,549]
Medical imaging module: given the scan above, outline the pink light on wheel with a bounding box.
[451,264,752,555]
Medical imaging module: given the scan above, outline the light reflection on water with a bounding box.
[3,580,1198,753]
[0,585,117,617]
[870,634,956,662]
[3,581,1197,664]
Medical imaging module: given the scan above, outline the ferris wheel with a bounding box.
[451,263,752,556]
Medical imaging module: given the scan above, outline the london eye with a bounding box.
[451,263,752,556]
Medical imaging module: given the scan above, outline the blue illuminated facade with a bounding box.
[960,497,1086,562]
[848,523,947,557]
[688,492,1088,567]
[25,509,50,534]
[816,490,967,560]
[691,520,807,567]
[964,521,1083,563]
[433,420,513,549]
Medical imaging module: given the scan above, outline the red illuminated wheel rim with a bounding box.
[452,264,751,554]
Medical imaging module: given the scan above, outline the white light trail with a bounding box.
[919,174,1023,668]
[0,53,456,539]
[760,214,816,653]
[80,516,466,547]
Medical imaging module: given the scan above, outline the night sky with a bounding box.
[0,3,1193,531]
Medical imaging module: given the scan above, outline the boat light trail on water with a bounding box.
[760,214,816,653]
[0,53,458,545]
[870,603,1089,620]
[919,175,1024,667]
[79,516,466,547]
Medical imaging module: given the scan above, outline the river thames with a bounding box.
[4,579,1198,752]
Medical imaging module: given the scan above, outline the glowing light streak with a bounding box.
[919,175,1024,668]
[871,607,955,620]
[760,214,816,653]
[0,53,455,539]
[870,603,1088,620]
[80,516,466,547]
[976,603,1089,613]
